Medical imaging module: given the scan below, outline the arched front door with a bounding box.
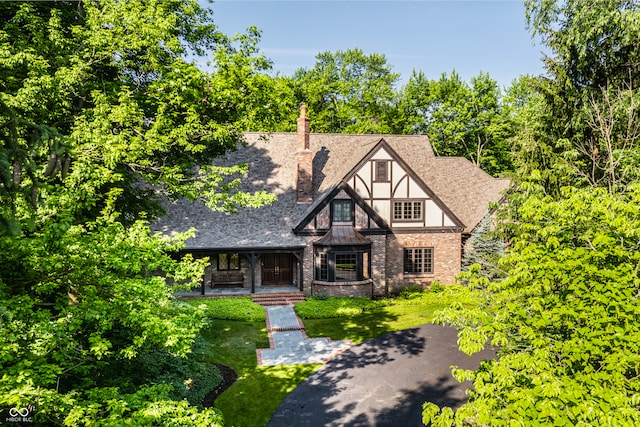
[261,254,293,286]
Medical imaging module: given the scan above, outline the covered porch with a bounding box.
[182,247,306,296]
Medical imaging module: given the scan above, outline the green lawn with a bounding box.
[196,319,319,427]
[301,300,448,344]
[193,286,480,427]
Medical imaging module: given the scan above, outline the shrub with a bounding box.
[430,281,445,293]
[295,296,389,319]
[398,285,425,299]
[99,342,223,407]
[186,297,266,322]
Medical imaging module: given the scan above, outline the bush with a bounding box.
[398,285,425,299]
[430,281,445,293]
[295,296,390,319]
[187,297,266,321]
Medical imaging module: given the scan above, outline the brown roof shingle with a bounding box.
[152,132,509,248]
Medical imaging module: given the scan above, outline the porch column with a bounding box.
[250,253,257,293]
[293,250,304,292]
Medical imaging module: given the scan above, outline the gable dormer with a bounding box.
[344,139,464,230]
[293,182,388,235]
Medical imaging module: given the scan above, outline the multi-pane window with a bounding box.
[218,253,240,270]
[374,160,389,182]
[403,248,433,274]
[393,201,423,220]
[335,253,357,281]
[314,250,369,282]
[316,253,328,280]
[333,200,353,223]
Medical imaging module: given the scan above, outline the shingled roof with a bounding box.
[152,132,509,249]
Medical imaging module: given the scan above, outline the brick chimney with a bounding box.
[295,104,313,203]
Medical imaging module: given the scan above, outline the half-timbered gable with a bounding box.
[345,139,464,231]
[294,183,388,235]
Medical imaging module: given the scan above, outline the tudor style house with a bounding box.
[154,106,510,297]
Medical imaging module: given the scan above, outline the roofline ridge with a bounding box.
[242,131,431,138]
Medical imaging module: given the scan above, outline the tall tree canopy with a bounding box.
[514,0,640,194]
[397,70,514,176]
[0,1,273,424]
[292,48,400,134]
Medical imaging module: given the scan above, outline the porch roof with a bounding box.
[314,225,371,246]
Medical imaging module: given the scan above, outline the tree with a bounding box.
[461,215,505,282]
[397,70,514,176]
[292,48,400,133]
[207,26,298,132]
[0,1,273,424]
[425,186,640,425]
[512,0,640,194]
[423,2,640,424]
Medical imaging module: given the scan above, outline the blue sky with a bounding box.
[206,0,547,89]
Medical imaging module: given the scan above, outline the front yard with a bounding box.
[187,286,480,426]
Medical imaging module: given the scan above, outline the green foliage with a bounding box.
[514,0,640,194]
[296,286,479,320]
[295,296,390,319]
[0,0,275,235]
[430,282,445,293]
[103,343,223,407]
[208,26,297,133]
[62,385,224,427]
[398,285,427,299]
[461,214,506,281]
[396,70,514,176]
[186,297,266,322]
[0,1,282,424]
[432,186,640,425]
[293,48,400,133]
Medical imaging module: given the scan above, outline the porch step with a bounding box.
[252,292,306,306]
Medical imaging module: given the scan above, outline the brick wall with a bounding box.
[301,236,319,296]
[370,234,387,295]
[313,280,374,297]
[385,232,462,293]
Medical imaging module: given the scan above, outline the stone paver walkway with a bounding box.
[257,306,353,366]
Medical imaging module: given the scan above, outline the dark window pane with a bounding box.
[218,253,228,270]
[403,248,433,274]
[424,248,433,273]
[333,200,352,222]
[394,202,402,220]
[394,201,423,220]
[413,202,422,219]
[375,161,388,182]
[335,253,357,281]
[229,253,240,270]
[316,252,328,280]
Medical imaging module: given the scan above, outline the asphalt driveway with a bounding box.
[267,323,495,427]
